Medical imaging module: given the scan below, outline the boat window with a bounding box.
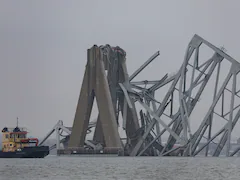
[5,134,9,138]
[19,134,26,138]
[10,134,13,138]
[13,134,19,138]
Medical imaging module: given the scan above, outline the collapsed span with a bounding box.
[43,34,240,157]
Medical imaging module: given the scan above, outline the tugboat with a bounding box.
[0,124,49,158]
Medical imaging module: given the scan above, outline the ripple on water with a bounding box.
[0,156,240,180]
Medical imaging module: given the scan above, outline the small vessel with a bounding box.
[0,124,49,158]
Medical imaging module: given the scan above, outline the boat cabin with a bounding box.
[1,127,38,152]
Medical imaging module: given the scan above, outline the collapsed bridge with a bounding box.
[40,34,240,157]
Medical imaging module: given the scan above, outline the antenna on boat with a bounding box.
[17,117,19,127]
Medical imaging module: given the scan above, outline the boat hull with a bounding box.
[0,146,49,158]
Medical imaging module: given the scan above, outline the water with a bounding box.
[0,155,240,180]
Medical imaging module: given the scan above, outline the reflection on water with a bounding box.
[0,155,240,180]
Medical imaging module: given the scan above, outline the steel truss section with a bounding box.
[52,34,240,157]
[38,120,97,151]
[126,34,240,156]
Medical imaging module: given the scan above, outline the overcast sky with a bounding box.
[0,0,240,138]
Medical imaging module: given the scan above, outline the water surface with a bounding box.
[0,155,240,180]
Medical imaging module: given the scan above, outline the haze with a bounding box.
[0,0,240,138]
